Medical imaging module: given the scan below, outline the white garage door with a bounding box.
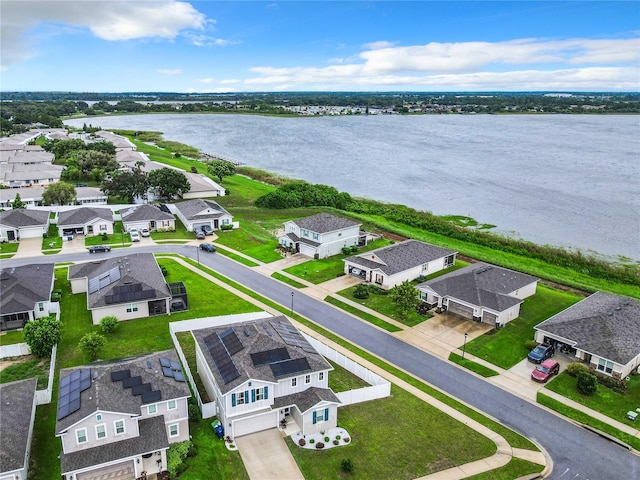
[233,411,277,438]
[447,300,474,319]
[19,226,43,239]
[299,243,317,257]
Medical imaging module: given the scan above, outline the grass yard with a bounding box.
[176,332,211,403]
[465,458,544,480]
[84,221,132,247]
[545,372,640,427]
[213,246,260,266]
[326,359,371,392]
[213,221,282,263]
[464,284,583,369]
[215,174,277,209]
[42,223,62,250]
[0,356,50,389]
[0,330,24,345]
[150,219,192,240]
[287,385,496,480]
[0,242,19,258]
[448,353,500,377]
[271,272,307,289]
[324,296,401,332]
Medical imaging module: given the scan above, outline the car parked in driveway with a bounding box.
[527,343,555,363]
[195,230,205,240]
[201,225,213,235]
[531,359,560,383]
[199,243,216,252]
[129,228,140,242]
[140,228,150,237]
[88,245,111,253]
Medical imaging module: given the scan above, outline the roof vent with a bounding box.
[244,329,251,337]
[607,312,613,316]
[615,306,621,311]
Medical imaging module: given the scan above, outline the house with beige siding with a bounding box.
[172,199,233,232]
[120,204,175,233]
[57,207,114,237]
[0,208,50,242]
[55,350,190,480]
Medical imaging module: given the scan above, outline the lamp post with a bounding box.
[121,229,124,246]
[290,291,294,314]
[196,246,200,265]
[462,332,468,360]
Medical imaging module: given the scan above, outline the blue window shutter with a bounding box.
[325,408,329,421]
[245,390,249,403]
[264,386,268,399]
[231,394,236,407]
[251,389,256,402]
[312,411,317,424]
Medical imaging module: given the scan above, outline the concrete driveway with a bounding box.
[14,237,43,258]
[234,429,304,480]
[411,312,493,350]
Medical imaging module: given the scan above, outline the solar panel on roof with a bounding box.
[173,372,186,382]
[170,361,181,371]
[160,358,171,368]
[250,347,291,366]
[60,374,71,388]
[111,369,131,382]
[122,376,142,388]
[204,333,241,384]
[59,383,70,397]
[141,390,162,404]
[270,321,315,352]
[220,328,244,355]
[162,366,174,377]
[270,357,311,378]
[146,361,152,369]
[132,383,152,396]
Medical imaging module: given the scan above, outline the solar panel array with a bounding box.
[160,357,185,382]
[250,347,290,367]
[219,328,244,355]
[88,266,121,294]
[105,283,156,305]
[57,369,92,420]
[270,357,311,378]
[204,333,240,384]
[270,321,316,353]
[111,367,163,404]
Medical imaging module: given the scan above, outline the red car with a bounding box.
[531,359,560,383]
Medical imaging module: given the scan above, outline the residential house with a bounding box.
[55,350,190,480]
[182,173,226,199]
[4,150,54,166]
[172,199,233,232]
[534,292,640,379]
[193,315,340,438]
[278,213,362,258]
[115,150,149,172]
[1,163,63,188]
[57,207,114,237]
[0,378,38,480]
[68,253,173,324]
[343,239,457,289]
[94,131,136,151]
[120,204,175,233]
[0,263,56,331]
[0,208,50,242]
[0,186,107,208]
[416,263,539,326]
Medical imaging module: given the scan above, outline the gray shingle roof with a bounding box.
[0,263,54,315]
[280,232,321,248]
[58,207,113,227]
[535,292,640,365]
[344,240,456,276]
[193,315,332,395]
[120,204,174,223]
[3,164,63,181]
[56,350,190,434]
[271,387,340,414]
[173,199,230,221]
[60,415,169,474]
[291,213,360,234]
[0,209,49,228]
[0,378,37,474]
[417,263,538,312]
[67,253,170,309]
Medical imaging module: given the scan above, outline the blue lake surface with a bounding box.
[65,114,640,260]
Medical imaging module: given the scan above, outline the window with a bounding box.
[291,377,297,387]
[100,224,107,231]
[38,302,45,312]
[302,229,309,237]
[421,263,428,272]
[237,391,247,405]
[304,374,311,384]
[147,404,157,415]
[126,303,139,313]
[114,420,125,435]
[597,358,614,375]
[222,218,229,225]
[76,428,87,444]
[169,424,179,437]
[338,232,342,237]
[313,233,319,240]
[318,372,324,381]
[95,424,106,440]
[253,386,269,401]
[96,414,102,421]
[312,408,329,424]
[167,399,177,410]
[375,274,384,285]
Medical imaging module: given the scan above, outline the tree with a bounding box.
[99,316,119,334]
[101,170,148,203]
[42,181,76,205]
[23,316,63,358]
[389,280,420,318]
[148,168,190,200]
[207,159,236,183]
[47,138,86,159]
[73,150,117,175]
[79,332,106,360]
[11,193,26,209]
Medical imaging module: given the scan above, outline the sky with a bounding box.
[1,1,639,92]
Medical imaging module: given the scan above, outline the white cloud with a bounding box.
[196,77,216,83]
[362,40,397,50]
[158,68,182,75]
[184,33,237,47]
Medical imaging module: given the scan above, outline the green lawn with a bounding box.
[0,330,24,345]
[42,223,62,250]
[448,352,500,377]
[464,284,583,369]
[465,458,544,480]
[150,218,192,240]
[545,372,640,427]
[215,174,277,209]
[0,242,19,257]
[84,221,132,247]
[287,385,496,480]
[214,222,282,263]
[214,246,261,266]
[176,332,211,403]
[271,272,307,289]
[327,360,371,392]
[0,357,50,389]
[324,296,402,332]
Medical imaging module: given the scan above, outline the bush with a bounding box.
[342,247,352,255]
[79,332,106,360]
[577,371,598,395]
[566,362,590,378]
[324,436,330,442]
[220,223,233,231]
[23,316,63,358]
[167,440,192,478]
[190,165,198,173]
[298,438,306,446]
[100,316,119,334]
[309,439,315,444]
[353,284,369,299]
[524,340,538,351]
[595,372,628,394]
[101,232,108,241]
[341,458,354,473]
[350,245,358,253]
[160,265,168,276]
[187,400,200,421]
[316,442,324,449]
[344,437,350,443]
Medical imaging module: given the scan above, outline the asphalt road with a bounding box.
[6,246,639,479]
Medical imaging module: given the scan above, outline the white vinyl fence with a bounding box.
[35,344,57,405]
[0,342,31,359]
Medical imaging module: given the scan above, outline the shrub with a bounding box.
[298,438,306,446]
[190,166,198,173]
[309,439,315,444]
[577,371,598,395]
[341,458,354,473]
[160,265,168,276]
[566,362,590,378]
[100,316,119,334]
[342,247,351,255]
[220,223,233,231]
[350,245,358,253]
[335,435,341,440]
[333,439,339,445]
[101,232,108,241]
[324,436,330,442]
[524,340,538,351]
[167,440,192,478]
[595,372,628,394]
[316,442,324,449]
[187,400,200,421]
[23,316,63,358]
[79,332,106,360]
[353,284,369,299]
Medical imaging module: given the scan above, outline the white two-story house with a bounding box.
[278,213,362,258]
[193,315,340,439]
[55,350,190,480]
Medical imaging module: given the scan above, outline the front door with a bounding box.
[214,219,219,229]
[7,230,15,241]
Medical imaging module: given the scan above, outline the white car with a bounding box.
[140,228,150,237]
[129,228,140,242]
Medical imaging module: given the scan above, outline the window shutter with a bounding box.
[324,408,329,421]
[231,394,236,407]
[251,389,256,402]
[245,390,249,403]
[264,386,268,399]
[312,411,317,424]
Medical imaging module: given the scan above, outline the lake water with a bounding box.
[65,114,640,260]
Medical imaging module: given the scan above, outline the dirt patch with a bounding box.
[380,231,408,242]
[0,354,36,372]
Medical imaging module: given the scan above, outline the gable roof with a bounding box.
[58,207,113,227]
[120,204,174,223]
[183,172,225,193]
[173,199,230,221]
[271,386,340,414]
[291,213,360,234]
[56,350,190,433]
[67,253,170,309]
[0,263,55,315]
[0,208,50,228]
[344,240,456,276]
[417,263,538,312]
[535,292,640,365]
[0,378,37,474]
[193,315,332,395]
[3,164,63,181]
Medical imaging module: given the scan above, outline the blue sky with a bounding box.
[2,1,639,92]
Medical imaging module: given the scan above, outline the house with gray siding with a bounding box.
[416,263,539,326]
[57,207,114,237]
[0,378,38,480]
[343,239,456,290]
[0,263,55,331]
[120,204,175,233]
[0,186,107,208]
[534,292,640,379]
[278,213,362,258]
[172,199,233,232]
[55,350,190,480]
[0,208,50,242]
[193,315,340,439]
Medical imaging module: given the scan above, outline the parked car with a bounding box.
[196,230,205,240]
[199,243,216,252]
[140,228,150,237]
[527,343,555,363]
[129,228,140,242]
[531,359,560,383]
[201,225,214,235]
[88,245,111,253]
